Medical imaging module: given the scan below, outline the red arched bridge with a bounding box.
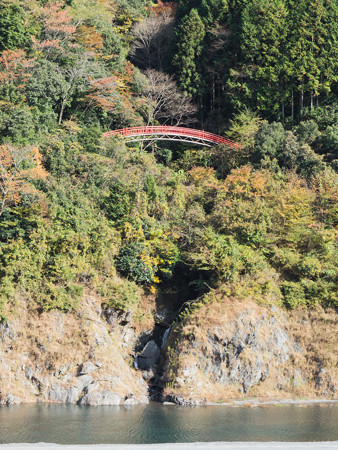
[103,126,240,150]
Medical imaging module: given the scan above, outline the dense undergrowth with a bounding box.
[0,0,337,322]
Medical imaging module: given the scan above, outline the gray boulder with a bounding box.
[137,340,160,370]
[79,390,121,406]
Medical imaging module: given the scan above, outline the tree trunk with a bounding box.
[310,89,313,110]
[58,98,67,125]
[300,78,304,112]
[291,90,294,123]
[0,194,7,217]
[211,74,215,110]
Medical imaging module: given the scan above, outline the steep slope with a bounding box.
[161,296,337,404]
[0,294,149,405]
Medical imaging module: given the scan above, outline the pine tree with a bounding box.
[176,0,228,26]
[235,0,289,120]
[286,0,338,115]
[172,8,205,96]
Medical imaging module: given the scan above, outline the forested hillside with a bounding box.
[0,0,337,325]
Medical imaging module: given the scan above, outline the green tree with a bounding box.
[172,9,205,95]
[0,3,31,51]
[294,120,320,145]
[105,181,135,224]
[176,0,228,26]
[0,106,36,144]
[254,122,323,176]
[286,0,338,113]
[26,60,68,121]
[226,108,265,152]
[236,0,289,119]
[255,122,285,168]
[315,123,338,165]
[116,241,157,284]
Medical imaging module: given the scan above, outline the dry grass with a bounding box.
[132,292,156,333]
[0,291,149,404]
[163,296,337,402]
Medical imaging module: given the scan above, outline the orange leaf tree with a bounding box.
[33,0,77,58]
[0,144,48,216]
[0,49,35,104]
[86,63,143,126]
[149,1,177,16]
[76,25,104,55]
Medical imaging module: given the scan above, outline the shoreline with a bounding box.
[1,398,338,408]
[203,398,338,407]
[1,442,338,449]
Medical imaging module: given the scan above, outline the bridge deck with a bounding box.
[103,126,240,150]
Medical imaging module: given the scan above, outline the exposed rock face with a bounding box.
[0,296,149,406]
[1,293,336,406]
[199,309,290,394]
[161,299,337,404]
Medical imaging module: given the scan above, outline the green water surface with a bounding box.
[0,403,337,444]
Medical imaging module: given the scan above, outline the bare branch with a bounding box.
[141,69,197,126]
[129,12,174,70]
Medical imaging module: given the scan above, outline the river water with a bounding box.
[0,403,337,444]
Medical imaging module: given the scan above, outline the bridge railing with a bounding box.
[103,126,240,150]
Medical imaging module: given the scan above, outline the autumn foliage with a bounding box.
[149,1,177,16]
[0,145,48,216]
[0,49,35,100]
[0,0,336,320]
[76,26,104,55]
[33,1,77,55]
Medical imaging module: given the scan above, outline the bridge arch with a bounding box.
[103,126,240,150]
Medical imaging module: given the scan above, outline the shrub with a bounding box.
[302,280,338,307]
[116,241,157,284]
[281,281,306,308]
[294,120,319,145]
[144,174,157,201]
[105,181,135,223]
[101,279,140,311]
[38,283,83,313]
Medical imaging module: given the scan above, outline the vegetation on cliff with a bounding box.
[0,0,337,325]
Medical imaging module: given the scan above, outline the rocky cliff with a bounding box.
[160,296,337,405]
[0,295,149,406]
[0,291,336,406]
